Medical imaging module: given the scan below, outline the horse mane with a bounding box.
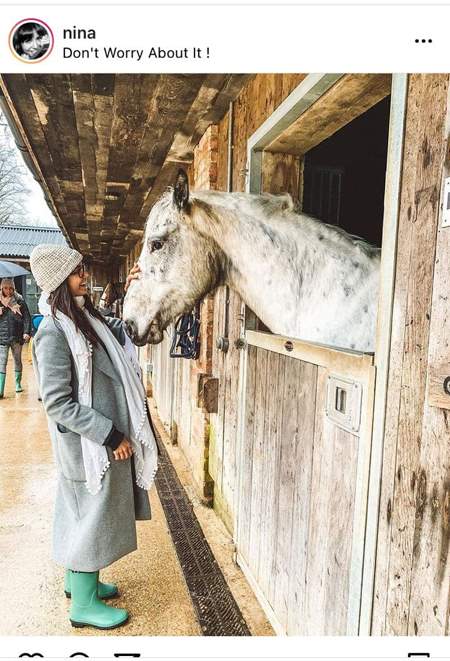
[146,188,379,259]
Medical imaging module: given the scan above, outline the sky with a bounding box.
[1,110,58,227]
[24,171,58,228]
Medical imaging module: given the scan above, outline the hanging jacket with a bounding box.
[0,293,32,345]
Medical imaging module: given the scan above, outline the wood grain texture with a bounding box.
[266,74,391,156]
[261,152,300,202]
[236,347,370,634]
[0,73,249,265]
[427,362,450,410]
[372,74,450,636]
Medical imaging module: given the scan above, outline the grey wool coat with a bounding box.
[32,315,151,572]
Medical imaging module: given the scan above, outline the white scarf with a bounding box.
[40,294,158,495]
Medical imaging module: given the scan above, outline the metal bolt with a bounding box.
[443,376,450,395]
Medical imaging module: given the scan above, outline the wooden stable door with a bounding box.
[234,331,376,635]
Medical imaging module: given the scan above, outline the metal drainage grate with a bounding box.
[153,428,251,636]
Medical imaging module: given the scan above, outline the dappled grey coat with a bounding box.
[32,315,151,572]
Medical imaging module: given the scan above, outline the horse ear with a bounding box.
[173,169,190,211]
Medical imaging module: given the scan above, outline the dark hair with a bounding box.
[49,279,107,348]
[13,22,49,56]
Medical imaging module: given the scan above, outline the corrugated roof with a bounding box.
[0,224,67,258]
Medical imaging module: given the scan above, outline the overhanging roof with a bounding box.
[0,224,66,258]
[0,74,250,263]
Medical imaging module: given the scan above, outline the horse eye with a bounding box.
[149,240,164,252]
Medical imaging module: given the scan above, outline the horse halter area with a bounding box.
[234,74,404,635]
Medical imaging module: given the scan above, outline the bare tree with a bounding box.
[0,111,30,225]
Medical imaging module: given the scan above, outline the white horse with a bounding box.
[123,170,380,352]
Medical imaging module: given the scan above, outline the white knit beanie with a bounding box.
[30,244,83,293]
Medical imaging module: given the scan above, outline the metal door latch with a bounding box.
[442,176,450,227]
[326,375,362,433]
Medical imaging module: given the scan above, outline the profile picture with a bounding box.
[9,19,53,63]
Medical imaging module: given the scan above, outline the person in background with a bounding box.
[0,278,31,398]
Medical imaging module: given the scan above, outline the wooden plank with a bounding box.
[256,351,281,598]
[231,80,249,193]
[272,356,303,628]
[247,330,374,380]
[216,111,230,192]
[286,359,318,634]
[119,74,206,230]
[168,74,251,163]
[71,77,114,259]
[427,362,450,410]
[266,74,392,156]
[360,74,407,635]
[373,74,450,635]
[222,289,243,523]
[26,75,85,232]
[209,285,226,503]
[266,354,286,609]
[236,344,257,561]
[408,83,450,633]
[247,347,269,577]
[324,425,359,634]
[299,367,333,635]
[304,366,333,634]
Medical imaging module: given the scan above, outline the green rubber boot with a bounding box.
[64,569,118,600]
[69,571,128,630]
[15,371,23,393]
[0,373,5,399]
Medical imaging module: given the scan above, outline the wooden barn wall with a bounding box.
[372,74,450,635]
[209,74,307,529]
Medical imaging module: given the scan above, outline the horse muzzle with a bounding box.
[124,318,163,346]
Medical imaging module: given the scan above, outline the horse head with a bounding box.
[123,169,223,345]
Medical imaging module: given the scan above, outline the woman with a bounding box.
[12,22,50,60]
[30,244,158,630]
[0,278,31,398]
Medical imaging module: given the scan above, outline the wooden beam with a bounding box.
[71,75,115,259]
[168,74,253,162]
[266,74,392,156]
[26,74,85,234]
[372,73,450,636]
[116,73,206,239]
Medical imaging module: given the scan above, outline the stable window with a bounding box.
[302,95,391,246]
[245,74,395,337]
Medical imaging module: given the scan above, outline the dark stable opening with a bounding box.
[302,95,391,247]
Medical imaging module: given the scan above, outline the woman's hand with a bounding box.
[113,438,133,461]
[23,334,31,342]
[124,263,141,292]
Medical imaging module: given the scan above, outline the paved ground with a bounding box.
[0,352,272,636]
[0,356,200,636]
